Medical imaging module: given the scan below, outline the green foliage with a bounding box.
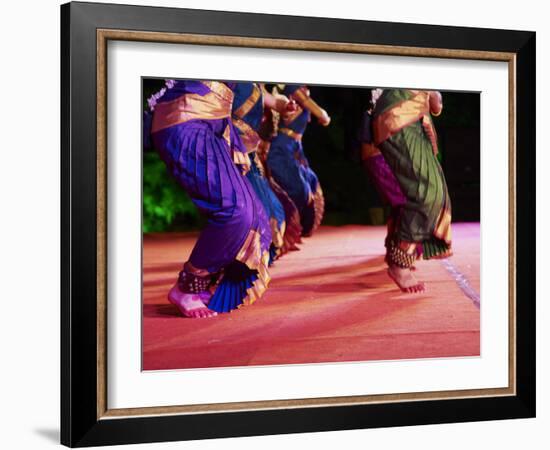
[142,78,202,233]
[142,151,201,232]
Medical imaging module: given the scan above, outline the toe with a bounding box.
[202,308,217,318]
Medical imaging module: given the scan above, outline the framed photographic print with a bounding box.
[61,1,535,447]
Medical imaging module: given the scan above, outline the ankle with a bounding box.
[183,261,210,277]
[177,265,212,294]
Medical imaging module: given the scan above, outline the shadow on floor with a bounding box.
[34,428,59,444]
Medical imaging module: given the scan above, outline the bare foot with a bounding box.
[168,284,217,318]
[385,254,416,271]
[197,291,213,306]
[387,265,425,293]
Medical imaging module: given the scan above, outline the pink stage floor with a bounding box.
[142,223,480,370]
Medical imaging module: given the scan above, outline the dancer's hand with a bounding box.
[277,97,299,123]
[316,109,331,126]
[264,92,297,115]
[428,91,443,116]
[280,98,298,120]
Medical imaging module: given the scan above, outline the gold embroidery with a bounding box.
[242,251,271,306]
[373,91,430,145]
[270,217,285,249]
[234,230,272,306]
[200,81,234,103]
[256,140,271,164]
[236,229,263,270]
[222,124,231,147]
[152,87,233,133]
[312,184,325,233]
[232,150,251,175]
[433,204,452,244]
[232,83,262,119]
[421,114,439,155]
[253,152,266,177]
[278,127,303,141]
[232,117,261,153]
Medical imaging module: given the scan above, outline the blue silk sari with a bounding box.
[231,82,287,262]
[266,84,324,236]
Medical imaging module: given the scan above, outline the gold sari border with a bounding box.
[232,149,252,174]
[233,83,262,119]
[433,204,452,245]
[152,90,232,133]
[279,127,303,142]
[234,230,272,306]
[421,115,439,155]
[233,117,261,153]
[312,184,325,234]
[200,81,234,103]
[373,91,430,145]
[270,217,286,250]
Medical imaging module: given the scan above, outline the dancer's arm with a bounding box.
[291,87,331,126]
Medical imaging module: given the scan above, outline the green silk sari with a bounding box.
[372,89,452,259]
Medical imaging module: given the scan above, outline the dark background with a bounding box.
[143,80,480,232]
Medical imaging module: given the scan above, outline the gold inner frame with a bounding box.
[96,29,517,420]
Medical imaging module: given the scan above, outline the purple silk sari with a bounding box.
[151,80,272,312]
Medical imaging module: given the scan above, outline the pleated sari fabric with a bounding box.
[260,153,304,254]
[370,89,452,259]
[231,82,287,262]
[266,84,324,236]
[151,80,272,313]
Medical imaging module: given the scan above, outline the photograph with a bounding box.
[141,79,481,371]
[57,2,537,446]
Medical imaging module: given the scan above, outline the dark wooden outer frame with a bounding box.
[61,1,535,447]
